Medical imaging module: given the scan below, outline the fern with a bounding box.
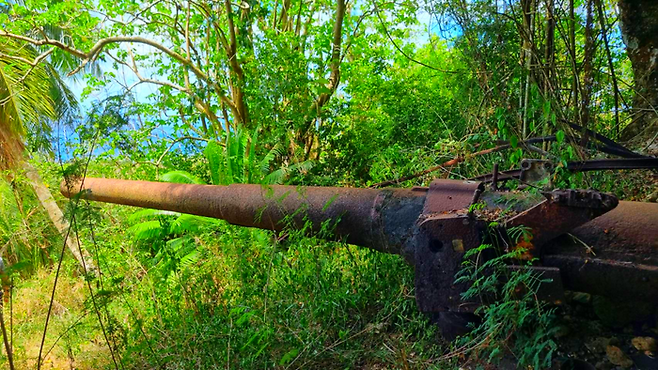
[264,160,314,185]
[245,126,260,183]
[203,128,312,186]
[127,220,163,240]
[454,223,558,368]
[235,128,248,183]
[205,140,224,185]
[258,144,282,176]
[169,214,219,235]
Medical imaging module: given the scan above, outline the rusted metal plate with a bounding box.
[414,214,486,313]
[545,201,658,265]
[543,201,658,303]
[412,180,486,313]
[506,189,618,253]
[422,179,483,216]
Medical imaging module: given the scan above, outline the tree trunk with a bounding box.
[224,0,250,127]
[581,0,595,147]
[544,0,555,89]
[22,161,95,272]
[300,0,346,153]
[543,0,555,150]
[521,0,535,138]
[569,0,579,119]
[596,0,621,139]
[618,0,658,141]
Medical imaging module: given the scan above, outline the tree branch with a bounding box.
[311,0,346,113]
[106,50,190,93]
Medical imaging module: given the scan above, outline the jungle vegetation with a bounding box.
[0,0,656,368]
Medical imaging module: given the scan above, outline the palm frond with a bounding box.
[263,160,314,185]
[0,39,73,167]
[178,249,200,270]
[259,143,284,175]
[289,160,314,173]
[263,167,287,185]
[45,63,78,120]
[0,42,57,131]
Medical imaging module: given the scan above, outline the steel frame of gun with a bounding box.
[61,176,658,337]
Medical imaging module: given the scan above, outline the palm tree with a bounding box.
[0,39,94,270]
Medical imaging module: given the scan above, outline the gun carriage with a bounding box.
[61,162,658,336]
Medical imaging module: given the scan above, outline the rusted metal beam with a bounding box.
[544,201,658,303]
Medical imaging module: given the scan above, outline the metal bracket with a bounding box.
[414,214,486,313]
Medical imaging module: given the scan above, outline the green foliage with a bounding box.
[0,174,57,274]
[454,225,558,368]
[159,170,204,185]
[202,128,313,186]
[0,0,652,367]
[127,200,220,282]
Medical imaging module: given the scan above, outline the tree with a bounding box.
[0,40,94,270]
[618,0,658,140]
[0,0,418,158]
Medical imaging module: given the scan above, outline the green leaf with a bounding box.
[127,220,163,240]
[542,100,551,120]
[169,214,218,234]
[556,130,565,144]
[178,249,200,270]
[279,348,300,365]
[160,170,205,184]
[497,118,505,131]
[205,140,224,185]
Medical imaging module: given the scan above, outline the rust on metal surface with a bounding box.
[60,175,658,335]
[506,189,618,255]
[62,177,427,254]
[421,179,483,216]
[543,255,658,303]
[546,201,658,264]
[414,213,485,313]
[543,201,658,303]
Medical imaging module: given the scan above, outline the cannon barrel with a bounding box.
[60,176,658,336]
[61,177,429,255]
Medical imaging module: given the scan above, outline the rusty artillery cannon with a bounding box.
[61,176,658,336]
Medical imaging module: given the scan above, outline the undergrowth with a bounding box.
[2,159,449,369]
[454,224,558,368]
